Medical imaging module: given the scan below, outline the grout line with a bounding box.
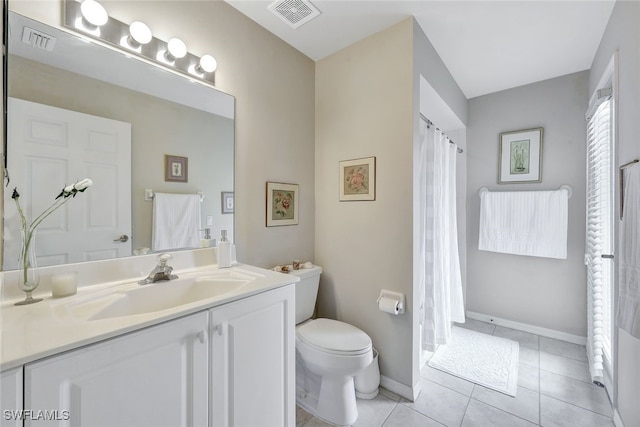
[378,401,398,427]
[468,396,541,426]
[538,366,593,386]
[538,347,542,425]
[459,393,473,427]
[396,403,447,426]
[540,395,614,421]
[419,377,474,398]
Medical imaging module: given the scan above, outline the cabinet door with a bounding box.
[1,367,23,427]
[210,286,295,427]
[25,312,209,427]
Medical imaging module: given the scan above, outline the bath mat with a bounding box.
[428,326,519,396]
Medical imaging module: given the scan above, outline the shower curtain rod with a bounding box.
[419,113,464,154]
[620,159,639,170]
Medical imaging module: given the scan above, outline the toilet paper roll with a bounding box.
[378,296,400,315]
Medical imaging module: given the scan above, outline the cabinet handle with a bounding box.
[197,330,208,344]
[216,323,225,336]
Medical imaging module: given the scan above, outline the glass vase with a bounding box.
[15,227,43,305]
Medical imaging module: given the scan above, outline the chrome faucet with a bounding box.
[139,253,178,285]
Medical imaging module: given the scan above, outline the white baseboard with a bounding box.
[613,409,625,427]
[380,375,419,401]
[466,311,587,346]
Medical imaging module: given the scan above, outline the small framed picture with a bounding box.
[266,182,299,227]
[498,128,543,184]
[339,156,376,201]
[165,155,188,183]
[221,191,234,214]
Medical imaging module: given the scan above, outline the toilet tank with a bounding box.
[289,265,322,324]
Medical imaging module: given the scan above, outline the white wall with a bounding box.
[589,1,640,425]
[7,0,316,269]
[466,71,589,337]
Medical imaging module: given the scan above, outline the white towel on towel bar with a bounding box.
[152,193,201,252]
[617,166,640,338]
[478,189,568,259]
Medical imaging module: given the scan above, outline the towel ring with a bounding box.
[559,185,572,199]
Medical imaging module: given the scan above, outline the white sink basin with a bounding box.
[64,270,256,321]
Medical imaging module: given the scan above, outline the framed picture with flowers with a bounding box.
[339,156,376,201]
[266,182,299,226]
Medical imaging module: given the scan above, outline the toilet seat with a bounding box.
[296,318,372,356]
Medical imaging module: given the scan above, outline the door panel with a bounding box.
[4,98,132,269]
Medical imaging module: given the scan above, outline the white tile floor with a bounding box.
[296,319,614,427]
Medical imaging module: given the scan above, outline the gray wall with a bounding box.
[8,0,316,269]
[315,17,468,395]
[466,71,589,337]
[315,18,415,390]
[590,1,640,425]
[411,20,469,391]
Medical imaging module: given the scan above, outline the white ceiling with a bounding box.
[225,0,615,99]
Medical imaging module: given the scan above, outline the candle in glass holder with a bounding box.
[51,272,78,298]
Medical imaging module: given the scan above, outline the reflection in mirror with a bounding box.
[3,12,235,271]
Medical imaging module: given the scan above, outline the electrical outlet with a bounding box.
[206,216,213,226]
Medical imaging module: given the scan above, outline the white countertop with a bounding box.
[0,263,298,371]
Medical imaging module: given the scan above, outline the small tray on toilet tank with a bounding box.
[289,265,322,279]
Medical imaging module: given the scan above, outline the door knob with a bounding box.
[113,234,129,243]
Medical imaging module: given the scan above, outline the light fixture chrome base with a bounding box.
[63,0,215,86]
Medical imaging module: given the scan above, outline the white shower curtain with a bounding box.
[419,118,465,351]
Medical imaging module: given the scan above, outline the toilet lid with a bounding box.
[297,318,371,354]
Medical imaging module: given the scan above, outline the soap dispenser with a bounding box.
[200,228,212,248]
[217,229,231,268]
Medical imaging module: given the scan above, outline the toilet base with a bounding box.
[296,352,359,426]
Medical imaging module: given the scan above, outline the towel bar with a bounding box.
[478,185,572,199]
[144,189,204,202]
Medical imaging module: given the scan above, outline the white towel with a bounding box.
[617,166,640,338]
[478,189,568,259]
[152,193,201,252]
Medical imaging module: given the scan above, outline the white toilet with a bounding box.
[290,265,373,426]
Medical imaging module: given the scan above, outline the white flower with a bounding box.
[74,178,93,191]
[64,184,75,193]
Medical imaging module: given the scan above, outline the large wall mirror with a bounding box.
[3,11,235,270]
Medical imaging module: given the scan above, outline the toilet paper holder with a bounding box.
[377,290,406,315]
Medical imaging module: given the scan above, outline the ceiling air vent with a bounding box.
[21,26,57,51]
[268,0,321,29]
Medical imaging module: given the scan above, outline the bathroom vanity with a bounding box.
[0,258,297,427]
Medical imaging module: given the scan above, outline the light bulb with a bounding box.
[129,21,152,46]
[80,0,108,28]
[198,55,217,73]
[166,37,187,60]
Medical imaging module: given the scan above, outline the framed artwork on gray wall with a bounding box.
[266,182,299,226]
[498,128,543,184]
[221,191,234,214]
[339,156,376,201]
[165,155,188,183]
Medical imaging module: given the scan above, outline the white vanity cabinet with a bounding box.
[24,312,209,427]
[0,367,23,427]
[209,285,295,427]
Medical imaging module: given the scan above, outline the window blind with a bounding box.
[585,96,613,385]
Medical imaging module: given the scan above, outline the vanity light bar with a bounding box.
[63,0,217,86]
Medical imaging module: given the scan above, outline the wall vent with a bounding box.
[268,0,321,29]
[21,26,57,51]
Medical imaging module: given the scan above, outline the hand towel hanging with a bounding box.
[152,193,201,252]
